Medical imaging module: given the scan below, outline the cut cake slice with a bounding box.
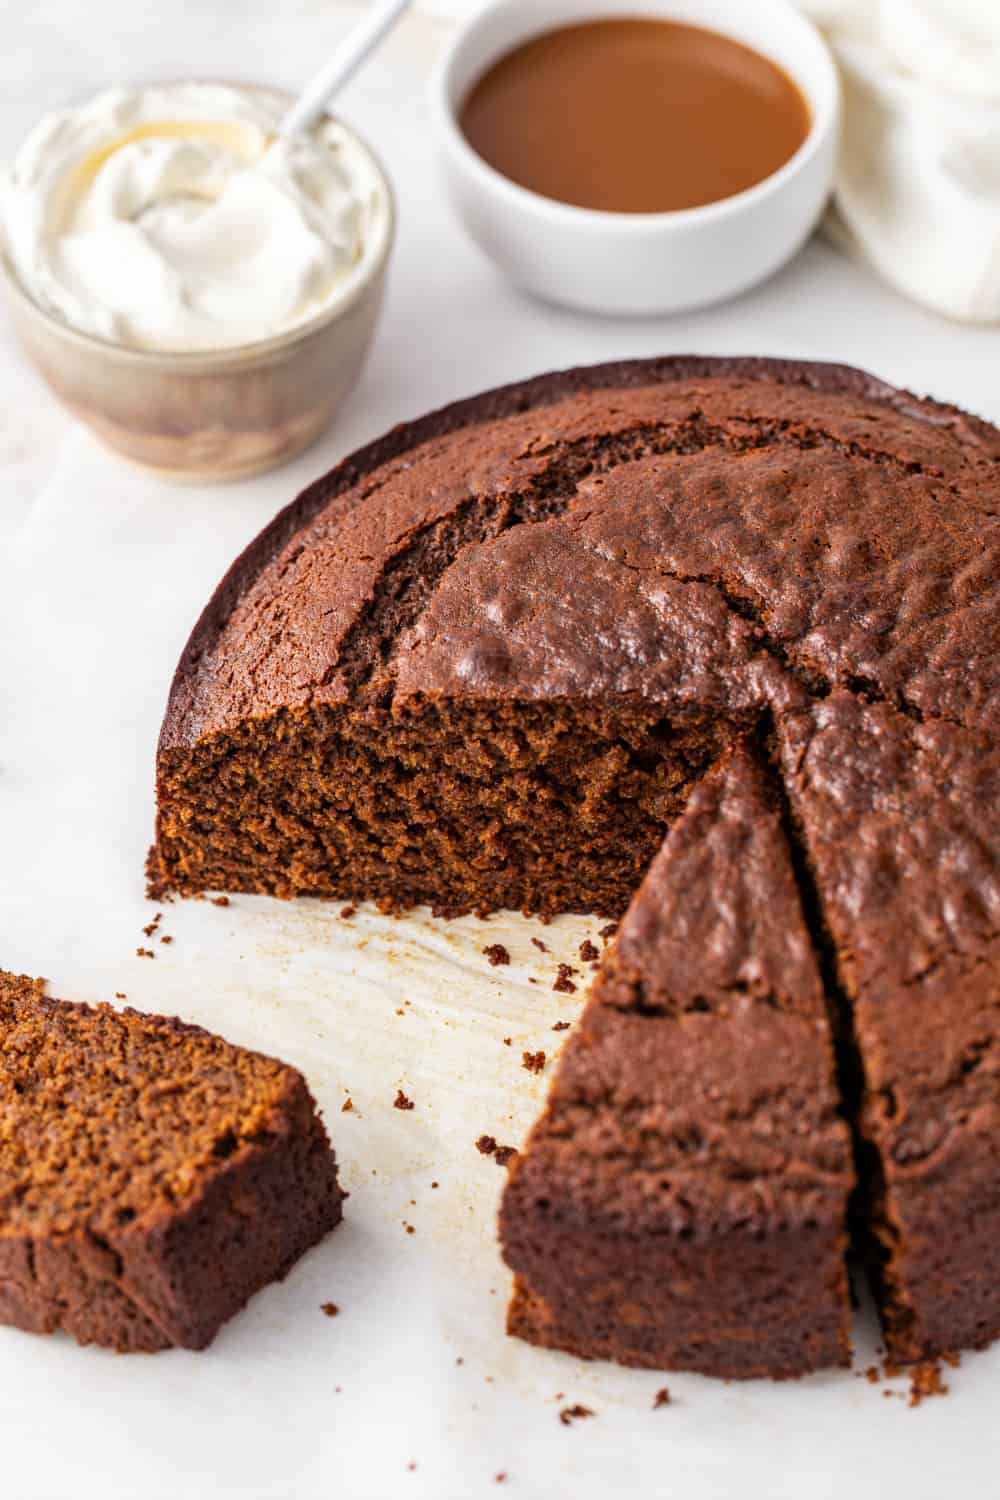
[0,972,342,1352]
[501,745,855,1378]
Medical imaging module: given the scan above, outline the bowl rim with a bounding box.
[0,81,396,370]
[430,0,840,232]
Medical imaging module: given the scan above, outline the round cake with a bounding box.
[152,355,1000,1379]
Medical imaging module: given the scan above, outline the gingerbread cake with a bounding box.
[150,355,1000,1376]
[502,745,854,1378]
[0,971,342,1351]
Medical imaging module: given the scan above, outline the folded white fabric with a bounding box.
[797,0,1000,322]
[419,0,1000,321]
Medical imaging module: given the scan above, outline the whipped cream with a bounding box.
[1,83,389,351]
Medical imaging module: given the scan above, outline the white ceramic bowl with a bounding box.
[431,0,840,316]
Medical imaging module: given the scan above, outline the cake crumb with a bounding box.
[142,914,162,937]
[559,1404,595,1427]
[908,1361,949,1406]
[211,895,230,907]
[531,937,548,953]
[579,940,599,963]
[320,1302,339,1318]
[340,905,357,919]
[483,943,510,966]
[431,1181,439,1189]
[136,948,155,959]
[503,1037,512,1046]
[865,1365,881,1384]
[114,992,127,1000]
[552,1020,570,1032]
[341,1098,353,1113]
[159,935,173,945]
[599,923,617,942]
[652,1387,671,1408]
[495,1473,507,1484]
[522,1050,546,1074]
[476,1136,517,1166]
[394,1089,415,1111]
[553,965,577,994]
[405,1223,415,1235]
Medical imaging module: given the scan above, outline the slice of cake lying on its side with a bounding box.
[780,694,1000,1363]
[500,746,855,1379]
[0,972,342,1352]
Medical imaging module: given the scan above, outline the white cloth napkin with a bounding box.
[797,0,1000,322]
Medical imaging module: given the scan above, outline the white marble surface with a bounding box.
[3,5,1000,1500]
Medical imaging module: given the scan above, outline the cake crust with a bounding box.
[156,354,1000,755]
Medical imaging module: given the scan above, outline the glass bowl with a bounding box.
[0,98,395,481]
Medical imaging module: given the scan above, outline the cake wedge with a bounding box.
[500,745,855,1378]
[0,972,342,1352]
[780,694,1000,1363]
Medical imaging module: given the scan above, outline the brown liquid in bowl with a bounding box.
[459,18,812,214]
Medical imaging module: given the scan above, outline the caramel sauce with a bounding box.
[460,19,811,214]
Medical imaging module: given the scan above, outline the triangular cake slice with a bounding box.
[501,745,855,1378]
[780,693,1000,1362]
[0,973,342,1352]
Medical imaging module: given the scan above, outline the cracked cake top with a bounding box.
[158,356,1000,751]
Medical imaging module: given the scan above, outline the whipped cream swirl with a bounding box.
[1,83,389,351]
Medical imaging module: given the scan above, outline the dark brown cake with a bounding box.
[502,745,854,1378]
[0,972,342,1352]
[150,355,1000,1376]
[779,695,1000,1362]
